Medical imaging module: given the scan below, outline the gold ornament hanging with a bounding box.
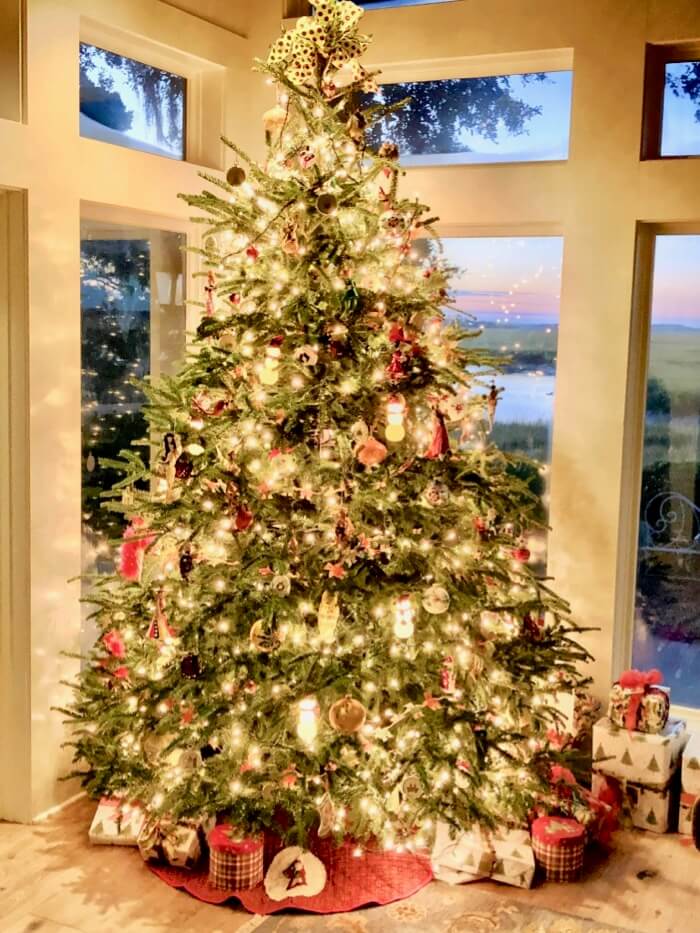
[317,591,339,643]
[328,696,366,734]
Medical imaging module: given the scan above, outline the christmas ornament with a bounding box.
[204,269,216,318]
[346,110,366,144]
[298,146,316,169]
[245,244,259,261]
[86,451,96,472]
[328,696,367,734]
[317,792,336,837]
[296,696,320,746]
[356,435,388,467]
[334,508,354,547]
[440,655,456,693]
[424,411,450,459]
[161,433,181,501]
[180,654,200,680]
[234,503,254,532]
[103,629,126,659]
[317,590,339,643]
[486,382,501,431]
[226,165,246,186]
[179,548,194,580]
[350,419,369,445]
[393,594,415,639]
[148,592,175,642]
[264,846,327,901]
[378,140,400,162]
[119,518,155,582]
[249,620,281,652]
[282,221,301,256]
[174,453,193,480]
[316,193,337,215]
[260,337,283,385]
[401,771,422,800]
[512,545,531,563]
[387,349,408,382]
[422,480,449,507]
[422,584,450,615]
[385,395,406,443]
[294,344,318,366]
[271,573,291,596]
[263,103,288,145]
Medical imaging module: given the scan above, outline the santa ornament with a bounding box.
[264,846,327,901]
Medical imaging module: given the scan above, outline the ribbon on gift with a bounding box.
[138,816,202,867]
[266,0,375,90]
[618,669,663,731]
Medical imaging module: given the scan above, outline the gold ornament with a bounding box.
[317,591,339,643]
[328,696,366,734]
[250,620,282,653]
[356,435,388,467]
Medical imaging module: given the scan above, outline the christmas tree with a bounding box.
[65,0,590,851]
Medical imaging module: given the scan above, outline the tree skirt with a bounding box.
[148,835,433,915]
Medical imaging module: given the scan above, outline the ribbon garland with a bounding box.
[266,0,376,90]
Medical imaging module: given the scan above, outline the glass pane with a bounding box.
[633,235,700,707]
[438,236,563,570]
[81,220,185,652]
[80,42,186,160]
[661,61,700,157]
[364,71,572,165]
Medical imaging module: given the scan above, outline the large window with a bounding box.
[438,236,563,568]
[80,42,186,160]
[632,235,700,707]
[81,218,185,649]
[364,70,573,165]
[662,61,700,157]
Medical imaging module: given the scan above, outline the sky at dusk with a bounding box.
[651,235,700,328]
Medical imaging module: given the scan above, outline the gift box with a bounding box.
[531,816,585,882]
[608,669,670,734]
[208,824,264,890]
[138,815,212,868]
[592,716,687,784]
[88,797,145,846]
[431,822,534,889]
[679,731,700,835]
[591,772,678,834]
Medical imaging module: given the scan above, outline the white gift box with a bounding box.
[592,716,688,785]
[431,822,534,889]
[592,772,677,834]
[89,797,145,845]
[679,731,700,835]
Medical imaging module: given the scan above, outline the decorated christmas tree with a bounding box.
[65,0,591,856]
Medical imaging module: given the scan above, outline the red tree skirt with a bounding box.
[148,835,433,915]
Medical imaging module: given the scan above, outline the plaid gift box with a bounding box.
[208,824,264,890]
[531,816,585,883]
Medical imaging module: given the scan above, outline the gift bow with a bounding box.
[617,668,662,730]
[266,1,374,89]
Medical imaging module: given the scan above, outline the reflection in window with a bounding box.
[81,221,185,649]
[80,42,186,160]
[432,237,563,569]
[363,71,572,165]
[633,236,700,707]
[662,61,700,157]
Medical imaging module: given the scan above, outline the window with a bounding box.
[662,61,700,157]
[0,0,23,122]
[81,218,185,649]
[363,70,573,165]
[437,236,563,569]
[642,44,700,159]
[632,235,700,707]
[80,42,186,160]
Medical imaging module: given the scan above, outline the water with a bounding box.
[490,372,555,424]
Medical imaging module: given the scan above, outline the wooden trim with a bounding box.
[0,188,31,822]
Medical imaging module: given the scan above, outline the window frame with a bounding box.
[641,41,700,161]
[615,221,700,727]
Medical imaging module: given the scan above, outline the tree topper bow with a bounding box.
[266,0,377,91]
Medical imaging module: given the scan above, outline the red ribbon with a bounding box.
[617,668,662,730]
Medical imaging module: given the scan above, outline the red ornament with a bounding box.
[246,245,259,260]
[440,656,456,693]
[103,629,126,659]
[119,518,155,581]
[229,293,241,305]
[113,666,130,680]
[235,504,254,532]
[523,613,544,639]
[512,546,531,563]
[388,323,407,343]
[424,411,450,459]
[387,350,407,382]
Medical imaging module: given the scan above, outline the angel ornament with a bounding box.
[485,383,504,433]
[161,433,182,503]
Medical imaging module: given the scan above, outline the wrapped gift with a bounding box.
[431,822,534,889]
[88,797,145,846]
[208,824,264,890]
[531,816,585,882]
[592,716,687,784]
[138,815,212,868]
[592,772,678,834]
[608,669,670,733]
[679,731,700,835]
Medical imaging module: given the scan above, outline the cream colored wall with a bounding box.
[0,0,271,822]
